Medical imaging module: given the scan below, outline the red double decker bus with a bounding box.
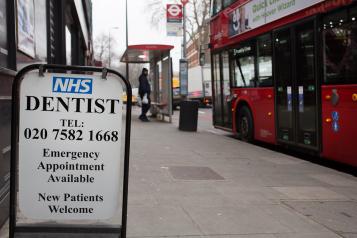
[210,0,357,166]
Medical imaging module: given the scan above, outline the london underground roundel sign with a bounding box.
[167,4,182,22]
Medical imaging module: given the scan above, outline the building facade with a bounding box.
[186,23,211,69]
[0,0,93,228]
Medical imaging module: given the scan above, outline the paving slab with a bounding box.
[182,205,293,235]
[272,187,349,200]
[283,201,357,233]
[169,166,225,181]
[215,183,288,205]
[181,235,277,238]
[274,232,343,238]
[308,173,357,187]
[329,186,357,200]
[258,205,330,233]
[126,205,203,237]
[341,234,357,238]
[151,181,236,208]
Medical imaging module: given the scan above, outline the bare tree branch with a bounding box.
[94,33,119,67]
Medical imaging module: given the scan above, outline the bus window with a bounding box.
[223,0,235,8]
[211,0,222,16]
[257,34,273,87]
[231,43,255,87]
[323,7,357,84]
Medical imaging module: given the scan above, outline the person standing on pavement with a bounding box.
[138,68,151,122]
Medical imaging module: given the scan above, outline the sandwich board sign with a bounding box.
[10,64,132,238]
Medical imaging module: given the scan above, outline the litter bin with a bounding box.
[179,100,199,132]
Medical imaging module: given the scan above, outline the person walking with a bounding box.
[138,68,151,122]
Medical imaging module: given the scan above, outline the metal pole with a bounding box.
[182,4,187,100]
[125,0,129,82]
[122,3,129,236]
[183,5,187,59]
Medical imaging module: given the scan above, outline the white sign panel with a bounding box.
[167,23,183,36]
[229,0,325,37]
[18,72,123,220]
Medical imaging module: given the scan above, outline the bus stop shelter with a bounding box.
[121,44,174,122]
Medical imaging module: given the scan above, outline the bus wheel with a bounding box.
[237,106,254,142]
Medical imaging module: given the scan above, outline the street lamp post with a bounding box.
[181,1,188,100]
[125,0,129,82]
[182,4,187,59]
[108,27,119,67]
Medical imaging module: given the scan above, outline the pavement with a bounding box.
[1,107,357,238]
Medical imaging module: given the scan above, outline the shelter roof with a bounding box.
[120,44,174,63]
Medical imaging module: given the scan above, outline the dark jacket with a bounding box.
[138,74,151,97]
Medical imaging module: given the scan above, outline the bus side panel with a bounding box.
[321,85,357,166]
[253,88,276,144]
[233,88,276,144]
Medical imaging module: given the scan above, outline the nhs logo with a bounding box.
[52,77,93,94]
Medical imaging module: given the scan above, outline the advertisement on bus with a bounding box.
[228,0,325,37]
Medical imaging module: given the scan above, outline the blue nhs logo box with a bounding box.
[52,76,93,94]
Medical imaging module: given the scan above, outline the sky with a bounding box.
[92,0,183,71]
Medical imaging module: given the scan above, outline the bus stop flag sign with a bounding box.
[10,65,132,237]
[167,4,183,36]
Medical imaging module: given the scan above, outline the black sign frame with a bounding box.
[10,64,132,238]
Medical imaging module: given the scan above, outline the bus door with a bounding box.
[212,53,232,128]
[274,20,319,150]
[222,52,233,128]
[213,54,223,126]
